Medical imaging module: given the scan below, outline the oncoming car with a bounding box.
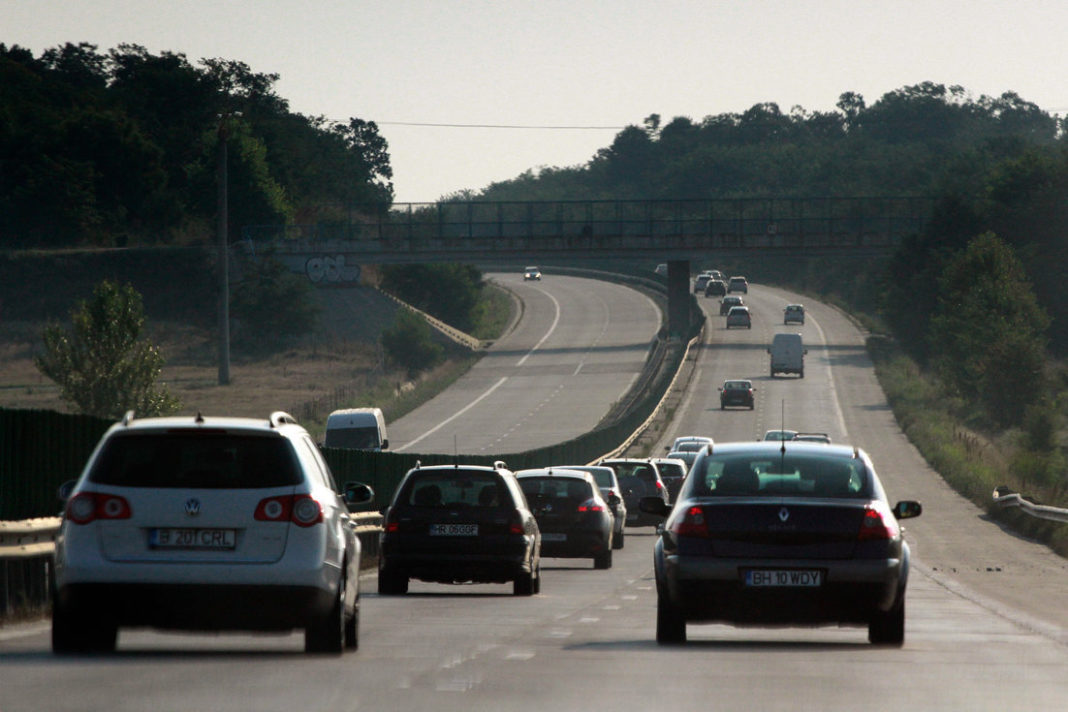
[52,411,374,655]
[523,266,542,281]
[378,463,541,595]
[640,441,922,646]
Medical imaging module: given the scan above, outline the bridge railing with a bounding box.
[242,197,932,251]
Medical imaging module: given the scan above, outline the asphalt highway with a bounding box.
[1,277,1065,712]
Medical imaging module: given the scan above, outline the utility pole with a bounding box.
[216,113,237,385]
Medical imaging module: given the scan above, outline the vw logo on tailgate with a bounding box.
[185,498,201,516]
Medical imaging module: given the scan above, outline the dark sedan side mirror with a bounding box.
[892,500,922,520]
[344,482,375,505]
[606,493,621,506]
[639,496,671,518]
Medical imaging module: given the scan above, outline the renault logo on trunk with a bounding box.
[778,506,790,522]
[185,499,201,516]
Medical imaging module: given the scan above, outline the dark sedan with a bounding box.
[640,441,922,645]
[600,458,669,527]
[719,379,755,409]
[378,463,541,595]
[557,464,627,549]
[516,470,614,569]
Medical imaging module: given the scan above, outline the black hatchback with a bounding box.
[378,464,541,595]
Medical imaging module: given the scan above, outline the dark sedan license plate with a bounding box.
[150,528,236,550]
[429,524,478,536]
[745,569,822,587]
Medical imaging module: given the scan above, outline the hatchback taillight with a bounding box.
[509,512,525,535]
[857,502,899,541]
[254,495,323,527]
[669,506,709,538]
[65,492,132,524]
[577,499,605,513]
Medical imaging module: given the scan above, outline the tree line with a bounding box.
[0,42,393,248]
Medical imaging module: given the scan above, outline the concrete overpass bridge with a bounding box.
[242,196,932,336]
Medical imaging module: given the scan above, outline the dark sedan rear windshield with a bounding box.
[688,454,870,498]
[398,471,511,508]
[88,431,302,488]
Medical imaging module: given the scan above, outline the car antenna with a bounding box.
[780,400,787,456]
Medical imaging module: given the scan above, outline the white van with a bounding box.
[768,333,807,378]
[324,408,389,450]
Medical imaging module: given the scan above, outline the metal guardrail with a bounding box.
[377,287,485,350]
[992,487,1068,523]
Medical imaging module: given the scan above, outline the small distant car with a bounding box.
[639,441,923,645]
[649,457,689,502]
[794,432,832,444]
[719,295,744,315]
[523,266,542,281]
[600,458,669,527]
[763,429,799,441]
[704,279,727,297]
[728,276,749,293]
[665,450,699,473]
[694,273,714,294]
[516,469,614,569]
[784,304,805,324]
[719,379,755,409]
[669,436,714,453]
[557,464,627,549]
[378,463,541,596]
[52,411,374,655]
[726,306,752,329]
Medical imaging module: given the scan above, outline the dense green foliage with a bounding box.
[34,280,181,418]
[379,264,486,333]
[0,42,392,247]
[380,309,445,377]
[230,254,321,352]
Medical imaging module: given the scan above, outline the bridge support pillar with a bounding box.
[666,260,691,338]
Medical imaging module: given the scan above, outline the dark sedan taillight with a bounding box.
[577,499,605,513]
[857,502,900,541]
[669,506,709,538]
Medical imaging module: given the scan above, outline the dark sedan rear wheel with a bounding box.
[612,527,625,549]
[868,597,905,646]
[514,569,535,596]
[594,548,612,569]
[656,593,686,644]
[378,567,409,595]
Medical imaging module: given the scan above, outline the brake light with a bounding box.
[65,492,132,524]
[655,481,664,491]
[254,495,323,527]
[577,499,605,513]
[669,506,709,538]
[857,503,899,541]
[509,512,525,535]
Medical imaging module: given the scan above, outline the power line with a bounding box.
[377,120,626,130]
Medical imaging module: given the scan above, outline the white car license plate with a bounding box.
[541,533,567,542]
[429,524,478,536]
[150,528,236,550]
[745,569,822,587]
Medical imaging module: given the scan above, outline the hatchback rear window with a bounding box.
[519,477,591,501]
[400,471,510,508]
[87,431,302,488]
[689,455,870,498]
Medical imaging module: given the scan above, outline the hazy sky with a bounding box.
[4,0,1066,203]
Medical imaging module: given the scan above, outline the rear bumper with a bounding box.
[54,582,336,631]
[661,554,904,624]
[381,551,532,584]
[539,527,610,558]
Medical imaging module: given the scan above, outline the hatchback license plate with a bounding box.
[150,528,236,550]
[429,524,478,536]
[745,569,822,587]
[541,533,567,542]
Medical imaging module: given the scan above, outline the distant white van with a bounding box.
[323,408,389,450]
[768,333,807,378]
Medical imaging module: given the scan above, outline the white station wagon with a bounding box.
[52,411,373,654]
